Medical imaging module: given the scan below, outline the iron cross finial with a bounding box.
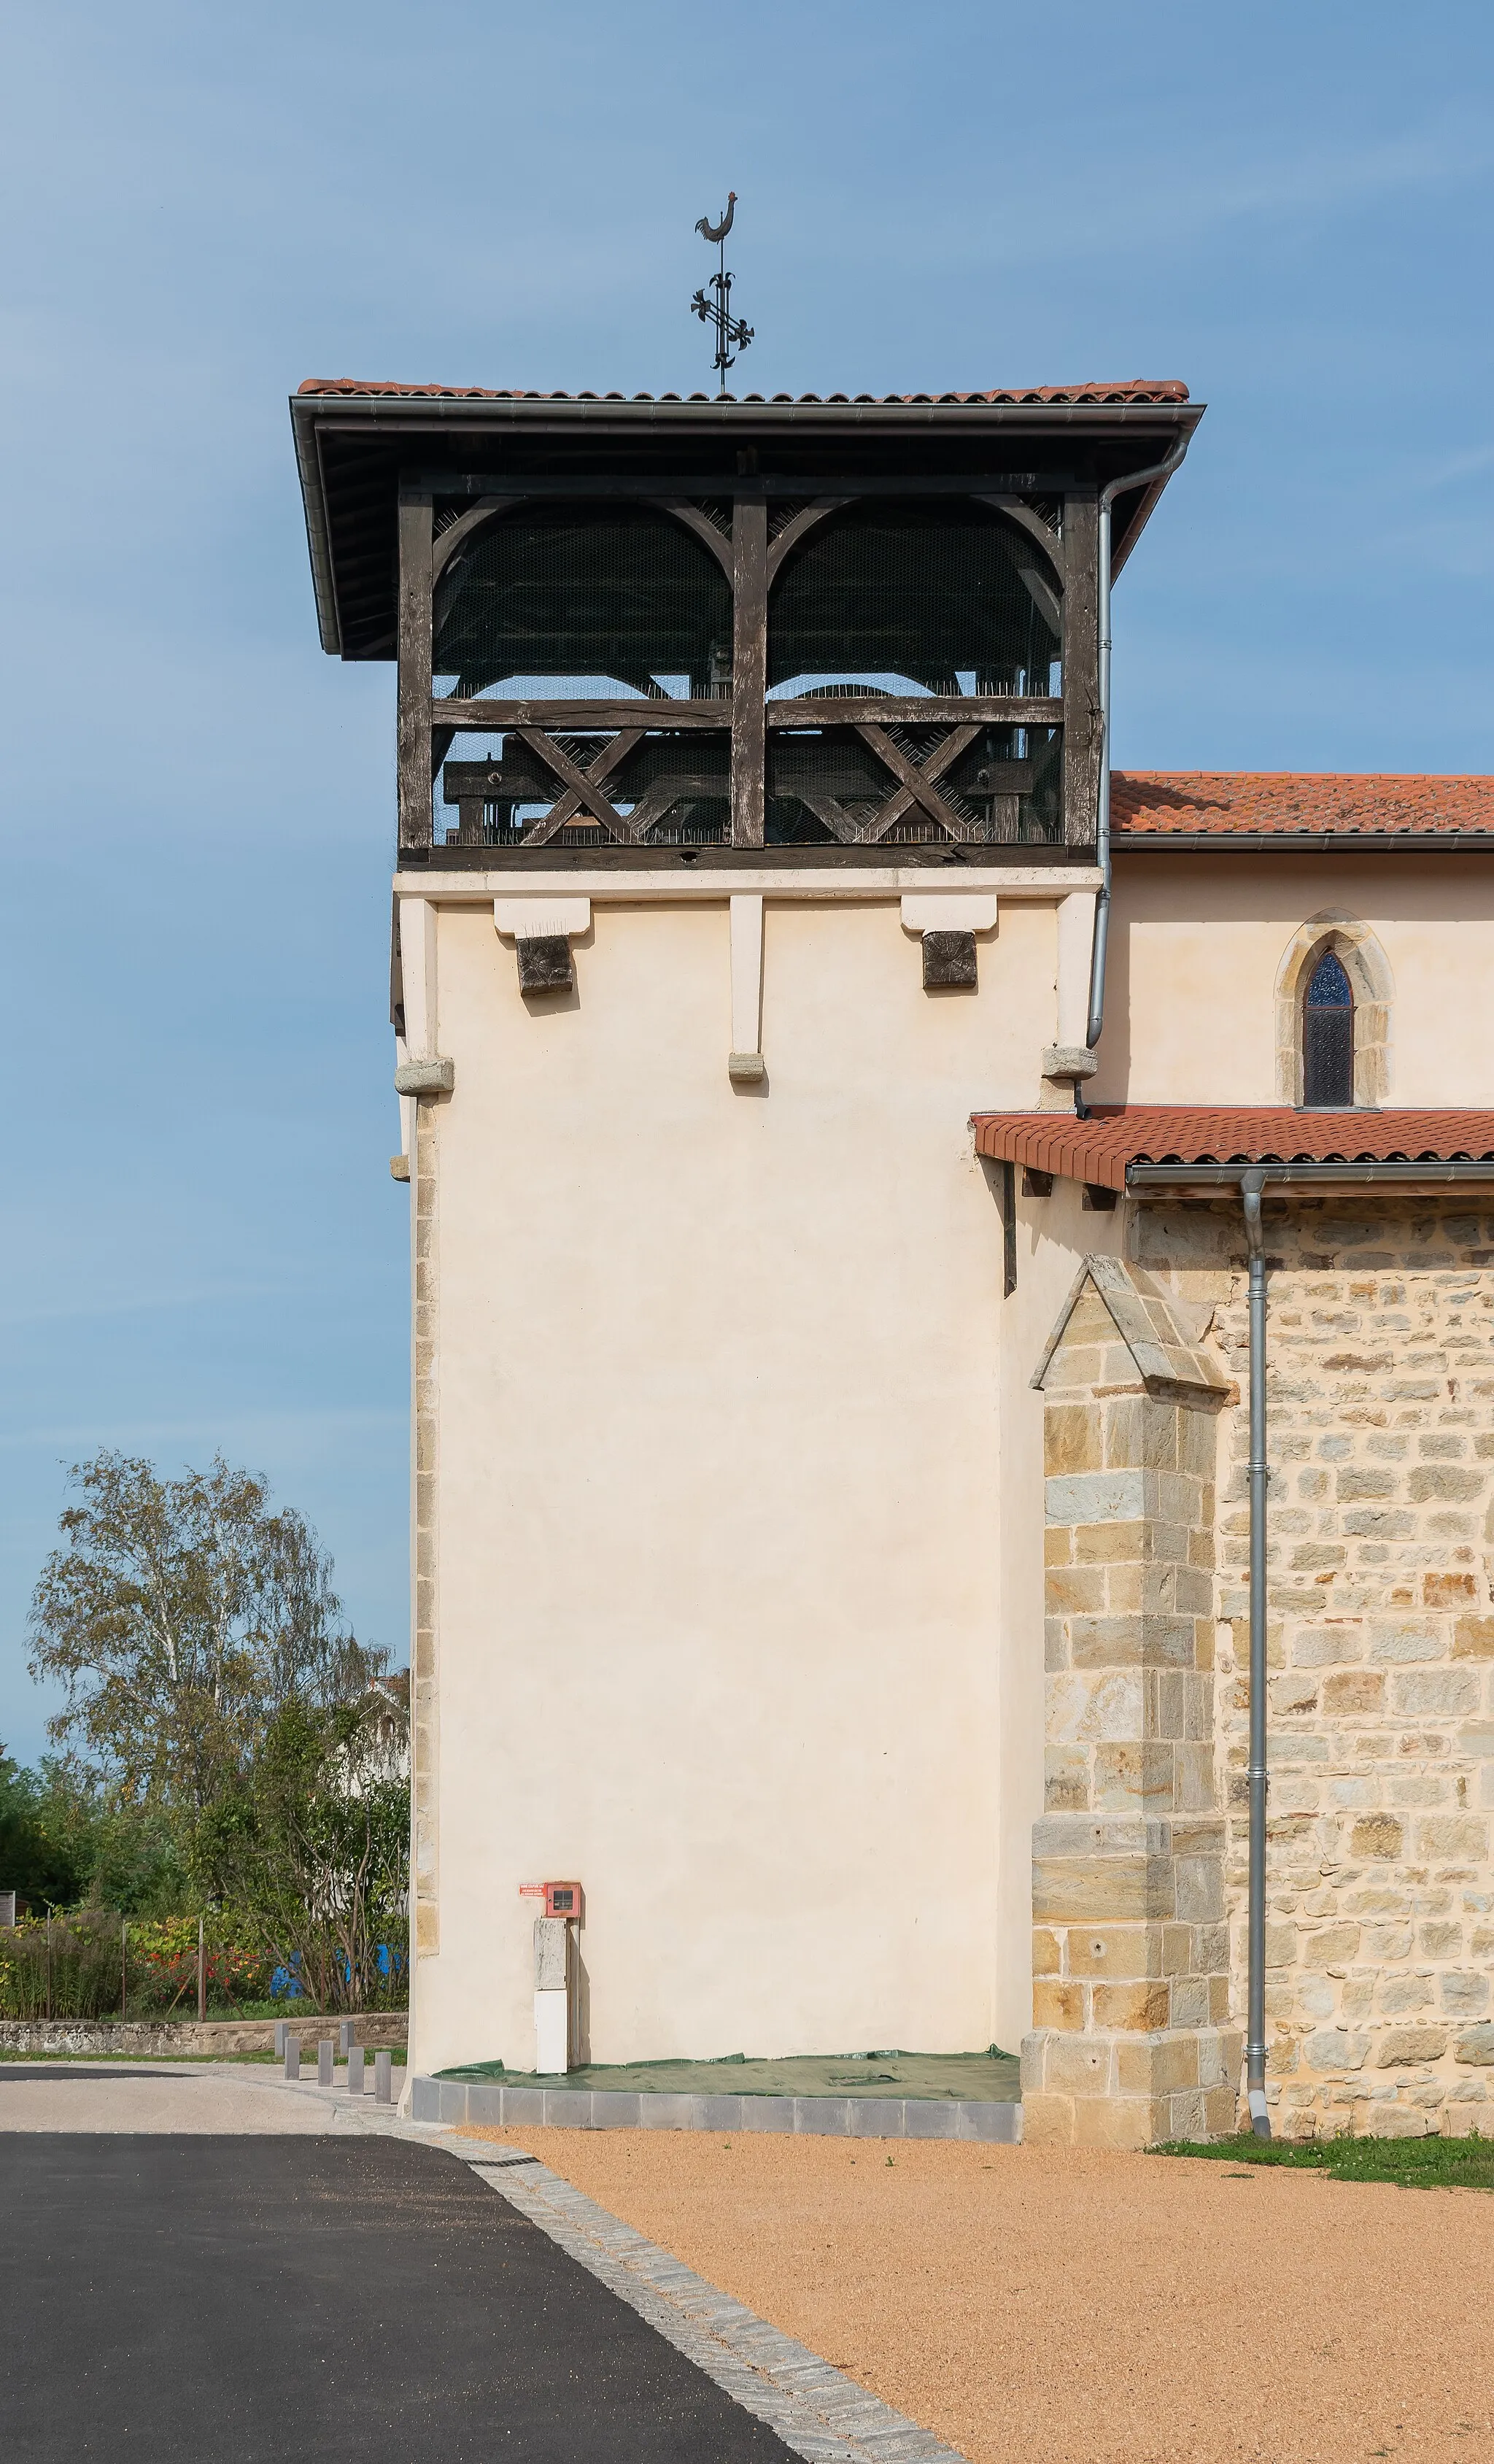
[691,193,753,398]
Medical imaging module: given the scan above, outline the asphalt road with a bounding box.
[2,2133,797,2463]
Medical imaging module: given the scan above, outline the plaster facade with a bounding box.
[399,872,1096,2079]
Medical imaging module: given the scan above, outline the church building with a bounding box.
[293,376,1494,2144]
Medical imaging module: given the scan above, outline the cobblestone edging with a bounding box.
[465,2150,969,2464]
[412,2075,1021,2140]
[0,2015,408,2058]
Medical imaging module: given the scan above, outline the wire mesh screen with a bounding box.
[434,505,733,699]
[768,502,1061,695]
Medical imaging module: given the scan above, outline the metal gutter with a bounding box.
[1127,1158,1494,1189]
[291,393,1201,437]
[1240,1167,1272,2139]
[1085,435,1193,1051]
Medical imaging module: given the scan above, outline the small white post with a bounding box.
[533,1917,570,2073]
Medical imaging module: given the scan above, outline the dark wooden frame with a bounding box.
[397,480,1095,857]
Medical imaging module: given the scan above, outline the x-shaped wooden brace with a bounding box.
[855,722,983,843]
[516,727,644,845]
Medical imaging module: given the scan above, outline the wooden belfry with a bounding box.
[292,381,1199,868]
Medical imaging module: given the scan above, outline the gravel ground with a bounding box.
[460,2125,1494,2464]
[0,2061,405,2132]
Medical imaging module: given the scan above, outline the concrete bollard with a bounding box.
[339,2019,357,2056]
[347,2045,365,2098]
[274,2020,290,2058]
[318,2039,334,2087]
[374,2049,393,2104]
[284,2038,301,2082]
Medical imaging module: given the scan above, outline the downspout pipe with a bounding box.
[1085,435,1193,1054]
[1241,1167,1272,2139]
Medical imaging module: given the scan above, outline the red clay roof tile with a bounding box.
[295,378,1191,407]
[969,1108,1494,1193]
[1113,773,1494,840]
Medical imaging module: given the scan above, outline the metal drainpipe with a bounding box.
[1241,1167,1272,2139]
[1085,436,1193,1055]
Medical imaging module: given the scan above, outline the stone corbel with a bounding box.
[494,896,592,996]
[899,891,998,992]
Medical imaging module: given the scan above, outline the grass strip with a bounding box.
[1155,2128,1494,2189]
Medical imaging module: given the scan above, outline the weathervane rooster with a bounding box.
[691,193,754,398]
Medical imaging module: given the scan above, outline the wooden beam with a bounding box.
[398,493,434,847]
[1061,487,1100,847]
[972,494,1065,579]
[767,696,1061,728]
[514,728,631,839]
[854,723,972,841]
[433,698,732,731]
[521,729,646,845]
[409,468,1068,501]
[430,497,523,582]
[731,497,768,848]
[862,723,980,843]
[648,499,735,581]
[765,498,851,585]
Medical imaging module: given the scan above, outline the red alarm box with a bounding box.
[520,1880,584,1921]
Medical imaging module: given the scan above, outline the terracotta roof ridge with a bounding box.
[295,377,1191,405]
[1113,769,1493,787]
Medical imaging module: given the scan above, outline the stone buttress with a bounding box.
[1021,1257,1242,2146]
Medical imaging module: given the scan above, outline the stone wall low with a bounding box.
[0,2013,409,2057]
[1136,1197,1494,2138]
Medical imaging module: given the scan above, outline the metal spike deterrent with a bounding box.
[691,193,753,398]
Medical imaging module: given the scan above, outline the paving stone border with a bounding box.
[413,2075,1021,2140]
[465,2148,969,2464]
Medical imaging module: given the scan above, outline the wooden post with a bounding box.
[121,1915,128,2022]
[1061,487,1100,849]
[398,488,435,853]
[730,494,767,847]
[196,1912,206,2022]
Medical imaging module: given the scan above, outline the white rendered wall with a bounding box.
[1097,853,1494,1108]
[409,889,1067,2077]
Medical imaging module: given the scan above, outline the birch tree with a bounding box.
[27,1453,384,1820]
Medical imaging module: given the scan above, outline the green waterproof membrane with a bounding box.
[437,2047,1021,2101]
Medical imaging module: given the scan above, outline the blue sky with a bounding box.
[2,0,1492,1762]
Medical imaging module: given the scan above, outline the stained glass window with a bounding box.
[1303,948,1353,1108]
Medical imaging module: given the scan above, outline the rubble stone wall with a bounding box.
[1134,1197,1494,2138]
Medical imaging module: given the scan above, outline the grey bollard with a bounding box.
[339,2019,357,2056]
[274,2020,290,2058]
[374,2049,393,2104]
[318,2039,334,2087]
[347,2045,365,2097]
[284,2037,301,2082]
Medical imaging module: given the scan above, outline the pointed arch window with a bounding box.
[1302,948,1354,1108]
